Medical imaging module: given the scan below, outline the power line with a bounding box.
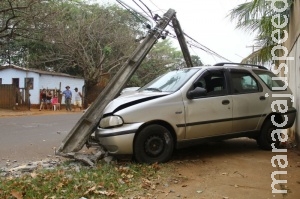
[138,0,153,18]
[132,0,153,20]
[162,24,231,61]
[118,0,232,62]
[146,0,164,14]
[144,0,231,61]
[116,0,152,27]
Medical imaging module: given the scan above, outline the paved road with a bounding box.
[0,113,83,167]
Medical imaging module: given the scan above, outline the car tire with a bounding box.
[134,124,174,164]
[257,119,280,150]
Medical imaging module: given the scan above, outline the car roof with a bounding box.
[186,62,268,72]
[214,62,268,70]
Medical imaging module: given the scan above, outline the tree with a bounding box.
[228,0,294,64]
[190,55,203,67]
[0,0,203,105]
[0,0,66,65]
[128,39,202,87]
[0,0,35,64]
[1,0,36,40]
[23,2,148,104]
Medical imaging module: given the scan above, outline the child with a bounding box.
[52,95,60,111]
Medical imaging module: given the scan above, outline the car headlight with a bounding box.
[99,116,123,128]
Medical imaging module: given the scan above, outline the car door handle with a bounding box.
[260,96,266,100]
[222,100,230,105]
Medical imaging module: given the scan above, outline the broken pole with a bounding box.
[57,9,177,154]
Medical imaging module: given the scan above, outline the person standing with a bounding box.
[46,90,52,110]
[39,89,47,111]
[74,87,83,111]
[62,86,72,111]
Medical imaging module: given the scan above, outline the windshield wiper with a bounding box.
[145,87,162,92]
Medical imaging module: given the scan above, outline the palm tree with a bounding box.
[228,0,294,64]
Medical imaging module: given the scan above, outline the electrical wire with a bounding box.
[132,0,153,20]
[146,0,165,14]
[164,27,231,62]
[116,0,152,27]
[138,0,153,18]
[117,0,232,62]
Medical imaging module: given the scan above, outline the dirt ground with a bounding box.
[151,140,300,199]
[1,108,300,199]
[0,107,83,117]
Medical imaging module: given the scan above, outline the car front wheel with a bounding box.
[134,124,174,164]
[257,119,280,150]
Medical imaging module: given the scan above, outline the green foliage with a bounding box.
[0,0,202,99]
[103,46,112,56]
[127,39,203,87]
[228,0,294,64]
[0,162,170,198]
[191,55,203,67]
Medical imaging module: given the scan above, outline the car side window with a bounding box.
[253,70,287,91]
[193,70,227,97]
[231,71,260,94]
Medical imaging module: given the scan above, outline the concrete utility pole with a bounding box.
[172,17,193,67]
[57,9,177,154]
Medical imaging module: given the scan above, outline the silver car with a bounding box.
[94,63,296,163]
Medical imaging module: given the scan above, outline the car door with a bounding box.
[229,69,269,132]
[184,69,233,139]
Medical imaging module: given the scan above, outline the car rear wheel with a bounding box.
[257,119,280,150]
[134,124,174,164]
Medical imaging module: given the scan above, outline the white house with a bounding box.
[0,65,84,105]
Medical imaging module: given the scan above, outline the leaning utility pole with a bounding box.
[172,17,193,67]
[57,9,177,154]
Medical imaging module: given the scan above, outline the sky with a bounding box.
[97,0,255,65]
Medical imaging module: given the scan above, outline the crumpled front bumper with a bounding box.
[95,122,143,154]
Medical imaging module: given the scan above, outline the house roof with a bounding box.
[0,64,83,79]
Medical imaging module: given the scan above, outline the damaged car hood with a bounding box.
[104,91,169,114]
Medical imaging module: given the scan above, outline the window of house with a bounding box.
[24,78,34,89]
[12,78,19,88]
[0,78,2,84]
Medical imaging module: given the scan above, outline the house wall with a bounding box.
[0,68,40,104]
[285,1,300,146]
[286,39,299,146]
[0,68,39,87]
[285,1,300,52]
[39,74,84,105]
[0,68,84,105]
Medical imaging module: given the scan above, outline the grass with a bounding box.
[0,161,174,199]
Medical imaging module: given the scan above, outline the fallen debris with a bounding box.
[0,158,63,178]
[0,147,112,178]
[56,146,108,167]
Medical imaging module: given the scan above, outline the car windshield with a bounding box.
[139,68,200,92]
[254,70,286,91]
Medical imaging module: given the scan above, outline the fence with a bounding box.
[0,84,29,109]
[39,88,62,104]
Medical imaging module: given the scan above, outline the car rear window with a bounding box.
[253,70,287,91]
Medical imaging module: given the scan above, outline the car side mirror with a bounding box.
[187,87,207,99]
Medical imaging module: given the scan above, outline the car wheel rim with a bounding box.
[144,135,164,157]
